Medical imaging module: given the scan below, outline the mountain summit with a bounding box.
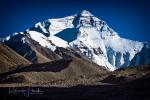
[1,10,150,71]
[80,10,94,16]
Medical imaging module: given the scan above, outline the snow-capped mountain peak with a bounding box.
[2,10,149,71]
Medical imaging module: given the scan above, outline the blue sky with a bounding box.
[0,0,150,42]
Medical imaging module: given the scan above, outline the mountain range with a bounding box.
[1,10,149,71]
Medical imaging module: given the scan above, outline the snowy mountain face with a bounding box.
[2,10,149,71]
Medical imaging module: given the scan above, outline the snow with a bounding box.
[103,36,144,68]
[80,10,94,17]
[104,36,143,53]
[28,31,56,51]
[92,51,116,71]
[68,10,144,71]
[48,36,69,48]
[21,37,26,43]
[48,16,74,35]
[3,32,19,41]
[35,22,48,33]
[5,36,11,41]
[13,32,19,35]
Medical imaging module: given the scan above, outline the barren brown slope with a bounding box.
[29,46,51,63]
[28,38,62,62]
[0,58,108,85]
[101,65,150,84]
[0,43,31,74]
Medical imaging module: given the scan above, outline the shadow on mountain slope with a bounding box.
[0,59,72,77]
[55,28,79,42]
[15,59,72,72]
[0,43,31,74]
